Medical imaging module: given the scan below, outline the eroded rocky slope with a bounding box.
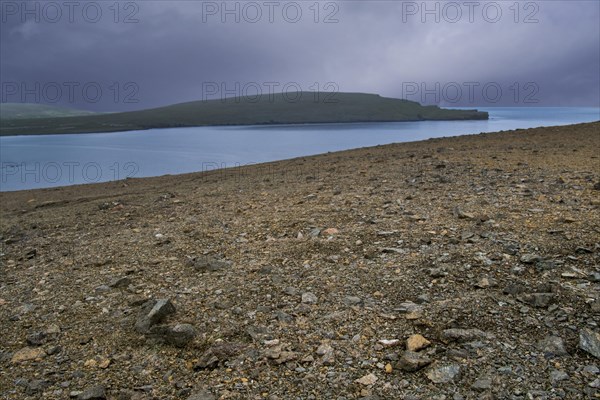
[1,122,599,399]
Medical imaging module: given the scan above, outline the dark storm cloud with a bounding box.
[1,0,598,111]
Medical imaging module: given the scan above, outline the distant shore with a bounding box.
[0,93,488,136]
[0,116,492,137]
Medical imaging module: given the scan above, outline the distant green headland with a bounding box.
[0,93,488,136]
[0,103,100,120]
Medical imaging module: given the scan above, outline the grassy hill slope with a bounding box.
[0,103,98,120]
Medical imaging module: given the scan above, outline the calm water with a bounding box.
[1,107,598,192]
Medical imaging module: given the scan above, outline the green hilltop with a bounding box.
[0,103,99,120]
[0,93,488,136]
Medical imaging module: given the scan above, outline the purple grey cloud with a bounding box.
[1,0,598,111]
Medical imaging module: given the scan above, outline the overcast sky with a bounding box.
[1,0,599,111]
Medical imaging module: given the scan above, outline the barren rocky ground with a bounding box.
[1,122,599,400]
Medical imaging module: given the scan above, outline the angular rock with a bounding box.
[269,350,297,365]
[11,347,46,363]
[537,335,568,357]
[263,339,280,347]
[520,293,555,308]
[520,254,542,264]
[77,385,106,400]
[301,292,318,304]
[301,355,315,363]
[194,342,245,370]
[246,325,271,342]
[45,324,61,335]
[283,287,299,296]
[275,310,294,323]
[264,344,281,359]
[454,207,475,219]
[26,331,47,346]
[591,300,600,313]
[109,277,131,288]
[187,256,230,273]
[355,373,378,385]
[407,334,431,352]
[398,351,432,372]
[147,323,196,347]
[429,268,447,278]
[472,378,492,391]
[503,243,520,255]
[503,283,526,296]
[135,299,176,333]
[550,370,569,384]
[377,230,398,236]
[378,339,400,347]
[187,390,216,400]
[316,343,335,365]
[316,343,333,356]
[416,294,430,304]
[25,248,37,259]
[582,365,599,375]
[381,247,403,254]
[474,277,492,289]
[25,379,49,395]
[426,364,461,383]
[296,304,311,315]
[395,301,422,314]
[322,227,339,235]
[94,285,110,293]
[194,354,219,371]
[474,253,493,266]
[15,378,28,388]
[580,329,600,359]
[343,296,363,306]
[462,231,475,240]
[321,350,335,365]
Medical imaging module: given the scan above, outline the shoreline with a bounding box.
[1,122,599,399]
[0,93,489,136]
[0,115,491,137]
[2,111,597,139]
[2,119,599,194]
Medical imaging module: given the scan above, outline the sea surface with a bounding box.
[1,107,598,191]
